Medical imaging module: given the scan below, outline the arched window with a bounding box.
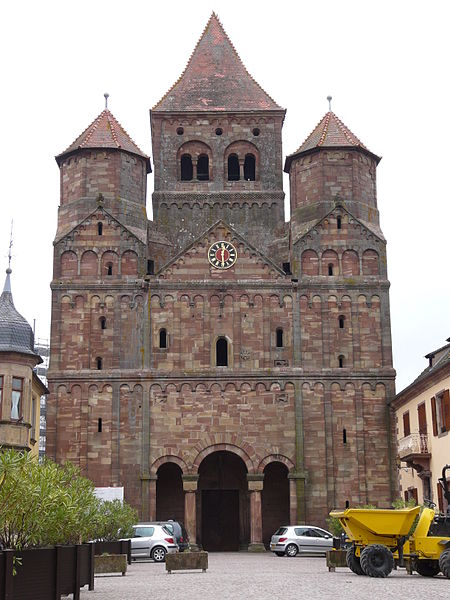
[244,153,256,181]
[180,154,193,181]
[337,216,342,230]
[216,337,228,366]
[227,154,240,181]
[96,357,103,370]
[328,263,334,276]
[197,154,209,181]
[338,355,344,368]
[97,222,103,236]
[338,315,345,329]
[159,329,167,349]
[100,317,106,330]
[106,263,113,276]
[276,328,283,348]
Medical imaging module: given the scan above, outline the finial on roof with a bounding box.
[327,96,332,112]
[104,93,109,109]
[7,220,13,270]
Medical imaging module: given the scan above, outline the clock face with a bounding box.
[208,241,237,269]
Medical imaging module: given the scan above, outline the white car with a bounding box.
[129,523,178,562]
[270,525,333,556]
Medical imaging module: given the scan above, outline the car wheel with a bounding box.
[439,549,450,578]
[151,546,167,563]
[346,546,365,576]
[275,552,285,557]
[285,544,298,557]
[415,559,440,577]
[360,544,394,578]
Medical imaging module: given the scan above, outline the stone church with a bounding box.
[46,13,397,550]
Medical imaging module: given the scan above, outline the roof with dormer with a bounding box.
[285,111,380,171]
[56,109,150,170]
[153,13,282,113]
[0,269,41,360]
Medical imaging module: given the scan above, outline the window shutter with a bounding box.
[431,396,438,436]
[412,488,418,505]
[402,412,410,437]
[442,389,450,432]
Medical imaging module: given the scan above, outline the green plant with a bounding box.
[391,497,417,509]
[326,515,344,536]
[95,498,138,541]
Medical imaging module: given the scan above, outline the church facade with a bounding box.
[46,14,397,550]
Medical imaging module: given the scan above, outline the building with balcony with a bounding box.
[392,338,450,510]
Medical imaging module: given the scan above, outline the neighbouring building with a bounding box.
[0,268,48,457]
[393,338,450,512]
[46,13,397,550]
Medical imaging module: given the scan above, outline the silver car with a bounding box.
[270,525,333,557]
[129,523,178,562]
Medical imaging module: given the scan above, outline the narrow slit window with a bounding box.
[339,315,345,329]
[159,329,167,349]
[100,317,106,330]
[180,154,193,181]
[96,357,103,370]
[337,216,342,230]
[216,337,228,366]
[106,263,113,276]
[197,154,209,181]
[328,263,334,276]
[147,259,154,275]
[282,262,291,275]
[338,355,344,368]
[276,328,283,348]
[227,154,240,181]
[243,153,255,181]
[97,222,103,235]
[343,428,347,444]
[345,500,350,509]
[98,418,102,433]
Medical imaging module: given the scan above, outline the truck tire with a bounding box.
[360,544,394,577]
[439,549,450,578]
[415,559,440,577]
[346,546,365,575]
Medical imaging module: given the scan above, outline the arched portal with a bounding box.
[262,461,289,548]
[198,450,249,551]
[156,462,184,523]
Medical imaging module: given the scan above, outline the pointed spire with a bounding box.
[56,106,149,167]
[153,13,282,112]
[285,109,380,171]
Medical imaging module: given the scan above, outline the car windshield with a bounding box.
[133,526,154,537]
[274,527,287,535]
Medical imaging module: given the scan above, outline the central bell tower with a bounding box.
[150,13,286,256]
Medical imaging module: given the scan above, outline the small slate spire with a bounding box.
[104,93,109,109]
[327,96,332,112]
[3,268,11,293]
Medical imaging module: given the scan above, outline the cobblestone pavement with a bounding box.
[81,553,449,600]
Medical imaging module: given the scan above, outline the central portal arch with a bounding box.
[198,450,249,551]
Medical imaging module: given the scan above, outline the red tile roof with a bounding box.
[56,109,148,164]
[285,111,380,170]
[153,13,282,112]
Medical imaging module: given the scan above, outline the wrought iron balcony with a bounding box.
[397,433,430,472]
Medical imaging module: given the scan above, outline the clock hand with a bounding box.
[220,248,225,266]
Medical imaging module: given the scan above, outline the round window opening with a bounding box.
[252,127,260,136]
[215,127,223,136]
[176,127,184,135]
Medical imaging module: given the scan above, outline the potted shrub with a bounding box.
[93,499,137,572]
[165,548,208,573]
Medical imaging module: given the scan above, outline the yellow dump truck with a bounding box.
[330,505,450,578]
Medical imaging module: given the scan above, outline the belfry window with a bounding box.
[96,357,103,370]
[276,328,283,348]
[216,337,228,366]
[328,263,334,276]
[100,317,106,330]
[98,222,103,235]
[227,154,240,181]
[106,263,113,276]
[159,329,167,349]
[338,355,344,368]
[338,315,345,329]
[244,153,255,181]
[197,154,209,181]
[181,154,193,181]
[337,216,342,230]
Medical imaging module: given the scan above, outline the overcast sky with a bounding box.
[1,0,448,392]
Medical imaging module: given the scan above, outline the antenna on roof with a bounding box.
[327,96,332,112]
[7,220,13,272]
[104,93,109,109]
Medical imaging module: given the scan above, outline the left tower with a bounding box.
[46,107,151,489]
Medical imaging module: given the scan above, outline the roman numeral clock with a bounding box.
[208,241,237,269]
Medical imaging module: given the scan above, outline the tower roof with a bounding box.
[285,111,380,171]
[56,109,150,169]
[0,269,40,359]
[153,13,282,112]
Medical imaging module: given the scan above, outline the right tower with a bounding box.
[285,109,397,514]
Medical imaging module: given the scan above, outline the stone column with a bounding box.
[247,474,265,552]
[288,476,298,524]
[183,475,199,550]
[239,159,245,181]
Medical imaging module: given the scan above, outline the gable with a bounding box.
[158,222,285,281]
